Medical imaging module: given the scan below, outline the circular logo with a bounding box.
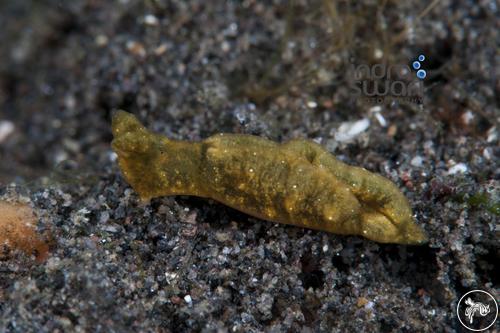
[457,290,498,331]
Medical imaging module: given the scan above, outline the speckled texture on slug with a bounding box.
[112,111,427,244]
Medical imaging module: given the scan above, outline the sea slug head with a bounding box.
[111,111,164,200]
[360,205,428,245]
[398,216,428,245]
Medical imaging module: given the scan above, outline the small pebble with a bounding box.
[144,14,159,26]
[374,49,383,59]
[0,121,14,143]
[335,118,370,142]
[154,44,168,56]
[410,156,423,167]
[307,101,318,108]
[126,41,146,58]
[486,127,497,142]
[374,113,387,127]
[447,163,468,175]
[95,35,108,46]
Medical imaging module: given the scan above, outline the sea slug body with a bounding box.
[111,111,427,245]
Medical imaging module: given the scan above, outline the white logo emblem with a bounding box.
[457,290,498,331]
[465,297,491,324]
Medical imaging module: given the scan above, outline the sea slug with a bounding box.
[111,111,427,244]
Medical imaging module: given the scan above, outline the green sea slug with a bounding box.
[111,111,427,245]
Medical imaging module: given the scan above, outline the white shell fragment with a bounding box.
[335,118,370,142]
[0,121,15,143]
[447,163,468,175]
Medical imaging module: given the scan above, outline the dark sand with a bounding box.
[0,1,498,332]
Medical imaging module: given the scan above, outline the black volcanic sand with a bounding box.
[0,1,498,332]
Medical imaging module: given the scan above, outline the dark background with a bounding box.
[0,1,498,332]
